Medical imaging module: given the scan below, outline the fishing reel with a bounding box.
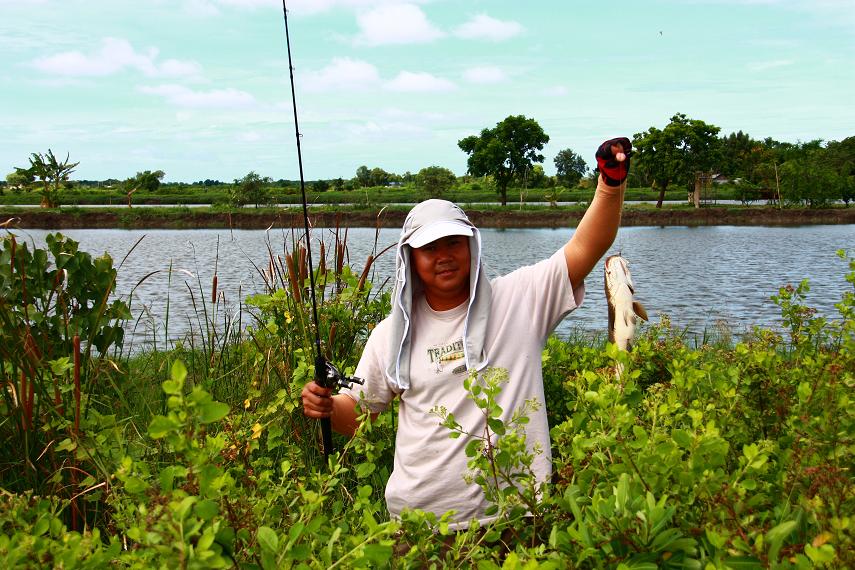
[315,356,364,391]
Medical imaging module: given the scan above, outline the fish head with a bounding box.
[604,255,634,292]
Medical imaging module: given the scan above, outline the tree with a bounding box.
[230,171,272,208]
[823,136,855,205]
[553,148,588,187]
[415,166,457,199]
[517,163,548,190]
[632,113,721,208]
[124,170,165,207]
[6,169,34,194]
[369,167,391,187]
[355,165,371,188]
[458,115,549,206]
[779,153,839,208]
[16,149,79,208]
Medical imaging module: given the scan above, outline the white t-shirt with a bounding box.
[342,248,583,528]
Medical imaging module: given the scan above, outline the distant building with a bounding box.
[711,173,744,185]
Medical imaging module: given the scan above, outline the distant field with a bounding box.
[0,184,709,206]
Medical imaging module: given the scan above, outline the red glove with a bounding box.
[595,137,632,187]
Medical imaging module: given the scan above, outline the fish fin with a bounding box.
[633,301,648,321]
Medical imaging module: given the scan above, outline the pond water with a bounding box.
[9,224,853,351]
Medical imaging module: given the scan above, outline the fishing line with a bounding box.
[280,1,362,458]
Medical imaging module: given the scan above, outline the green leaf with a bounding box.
[32,517,50,537]
[195,499,219,521]
[287,544,311,560]
[162,379,182,396]
[487,417,506,435]
[159,466,176,492]
[356,462,376,478]
[672,429,692,449]
[199,401,230,424]
[766,520,798,561]
[124,477,149,494]
[170,360,187,384]
[805,544,835,564]
[148,415,179,439]
[257,526,279,553]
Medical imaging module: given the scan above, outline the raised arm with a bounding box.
[563,138,631,285]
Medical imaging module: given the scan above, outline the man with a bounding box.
[302,138,632,529]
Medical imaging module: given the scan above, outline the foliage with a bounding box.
[823,136,855,205]
[633,113,722,208]
[0,233,131,529]
[5,169,34,194]
[14,150,79,208]
[459,115,550,206]
[1,235,853,568]
[415,165,457,199]
[433,368,543,525]
[230,171,272,208]
[545,252,854,568]
[553,148,589,187]
[355,166,394,189]
[124,170,166,207]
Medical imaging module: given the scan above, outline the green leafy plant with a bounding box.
[0,233,130,528]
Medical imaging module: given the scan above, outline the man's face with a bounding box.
[410,235,471,310]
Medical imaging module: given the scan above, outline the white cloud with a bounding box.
[344,120,428,140]
[139,84,257,109]
[238,131,263,142]
[747,59,794,71]
[544,85,569,97]
[454,14,523,42]
[355,4,444,46]
[183,0,221,16]
[184,0,432,16]
[302,57,380,92]
[31,38,201,78]
[463,66,506,84]
[385,71,455,92]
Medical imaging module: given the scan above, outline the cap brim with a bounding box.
[405,220,474,248]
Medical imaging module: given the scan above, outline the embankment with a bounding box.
[2,206,854,230]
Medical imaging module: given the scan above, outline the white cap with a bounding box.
[401,199,474,248]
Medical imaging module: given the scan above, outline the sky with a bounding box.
[1,0,853,183]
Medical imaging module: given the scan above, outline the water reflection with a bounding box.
[10,224,852,350]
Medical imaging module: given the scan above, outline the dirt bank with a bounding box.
[3,206,854,230]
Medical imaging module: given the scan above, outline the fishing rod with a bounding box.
[281,1,362,458]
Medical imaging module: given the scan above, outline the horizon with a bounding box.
[2,0,853,184]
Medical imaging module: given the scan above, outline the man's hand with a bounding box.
[596,137,632,187]
[301,381,334,418]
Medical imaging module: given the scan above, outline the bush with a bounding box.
[1,236,852,567]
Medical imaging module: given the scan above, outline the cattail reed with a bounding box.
[211,274,218,304]
[285,253,301,303]
[357,254,374,292]
[298,246,307,284]
[328,322,337,352]
[335,241,345,276]
[318,241,327,277]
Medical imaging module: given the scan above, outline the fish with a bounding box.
[604,255,648,351]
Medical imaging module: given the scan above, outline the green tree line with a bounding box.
[5,113,853,208]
